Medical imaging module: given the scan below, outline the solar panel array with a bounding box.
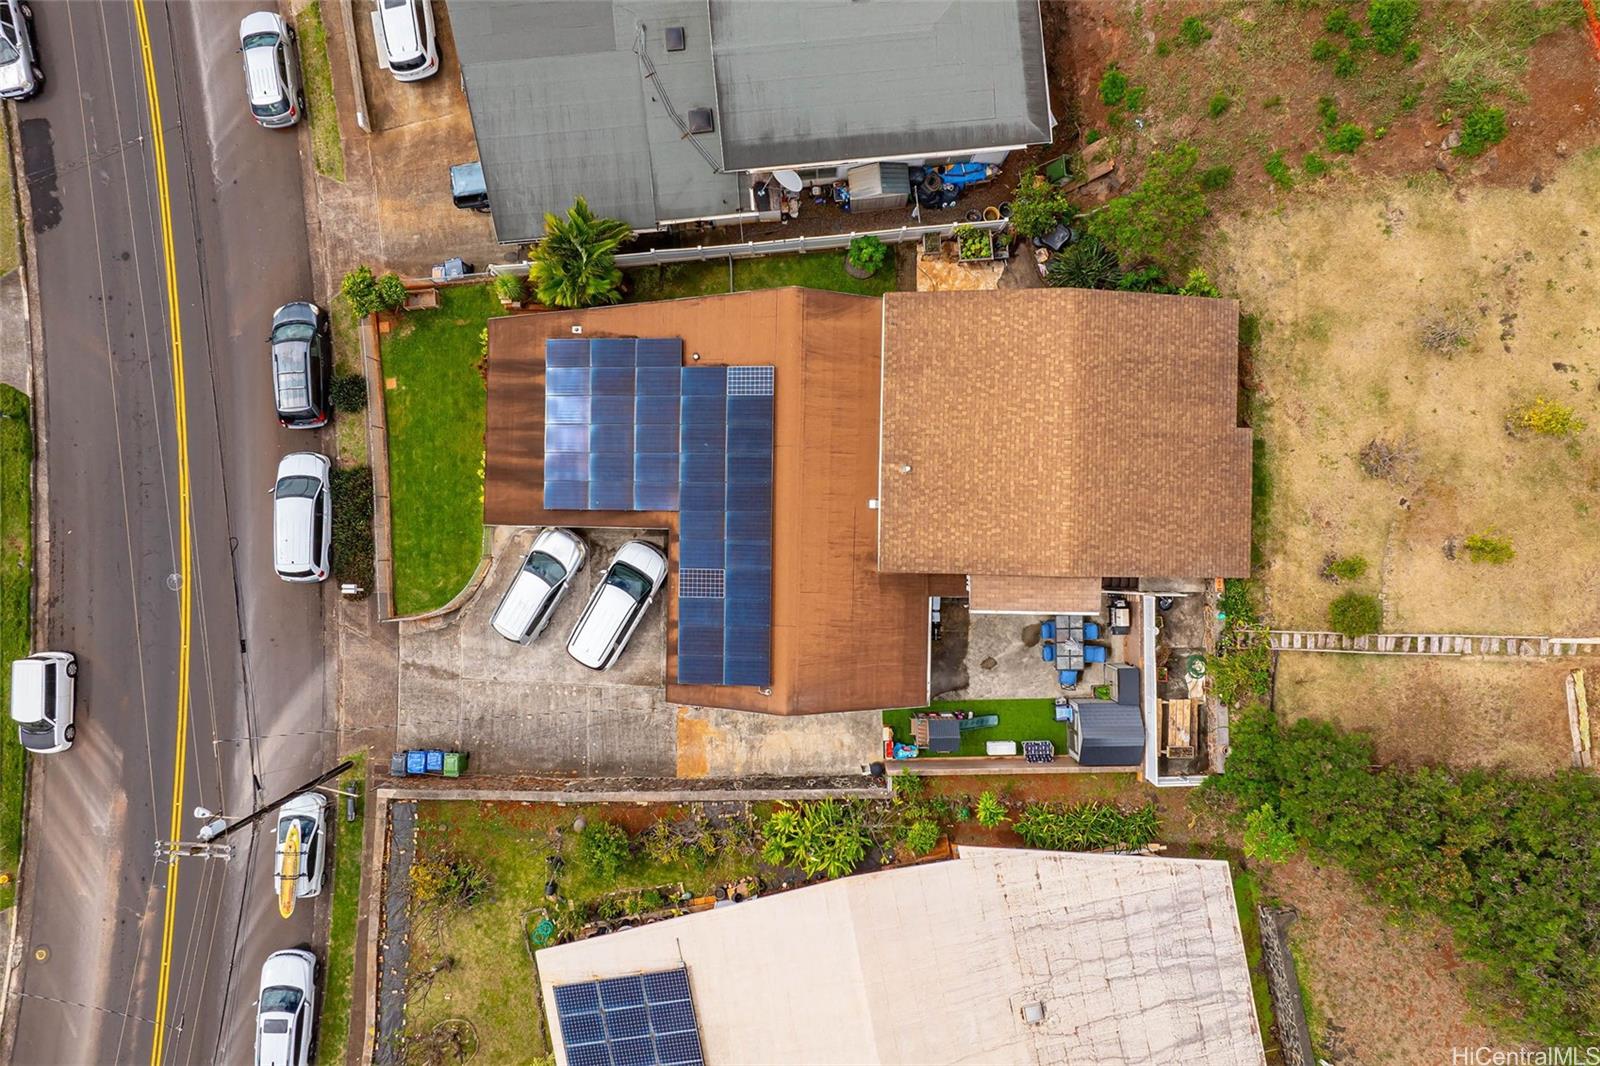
[542,338,773,687]
[553,967,705,1066]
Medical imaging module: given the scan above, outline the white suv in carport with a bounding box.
[491,528,587,644]
[373,0,438,82]
[566,540,667,670]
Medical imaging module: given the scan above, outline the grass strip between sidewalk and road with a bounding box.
[383,283,503,615]
[295,1,346,182]
[0,385,33,910]
[314,754,366,1066]
[0,113,19,277]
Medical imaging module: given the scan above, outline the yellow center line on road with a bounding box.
[130,2,194,1063]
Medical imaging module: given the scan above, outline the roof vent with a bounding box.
[1021,1002,1046,1026]
[686,108,715,134]
[665,26,686,51]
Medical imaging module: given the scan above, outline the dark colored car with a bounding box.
[269,302,330,428]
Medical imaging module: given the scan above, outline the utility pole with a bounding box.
[158,759,357,860]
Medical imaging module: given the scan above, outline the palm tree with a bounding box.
[528,197,634,309]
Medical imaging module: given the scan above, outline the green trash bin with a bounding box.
[442,751,468,778]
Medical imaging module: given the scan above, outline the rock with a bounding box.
[1423,139,1433,147]
[1555,140,1569,157]
[572,815,587,832]
[980,656,998,671]
[1442,130,1462,150]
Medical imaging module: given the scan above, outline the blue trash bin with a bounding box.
[405,750,427,775]
[425,749,445,773]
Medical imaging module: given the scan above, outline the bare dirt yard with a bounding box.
[1217,149,1600,634]
[1275,654,1583,773]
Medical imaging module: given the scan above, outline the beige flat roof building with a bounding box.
[537,847,1266,1066]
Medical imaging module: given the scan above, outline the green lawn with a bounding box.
[0,113,19,277]
[314,755,365,1066]
[0,386,32,909]
[383,284,502,614]
[406,801,765,1064]
[295,2,345,181]
[328,294,367,466]
[625,248,899,302]
[883,699,1066,758]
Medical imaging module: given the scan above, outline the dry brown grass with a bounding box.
[1275,654,1581,774]
[1217,152,1600,634]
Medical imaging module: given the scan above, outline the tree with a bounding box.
[528,197,633,309]
[1242,802,1297,862]
[1085,143,1207,274]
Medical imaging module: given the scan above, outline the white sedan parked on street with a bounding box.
[255,949,316,1066]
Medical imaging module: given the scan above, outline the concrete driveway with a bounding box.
[398,528,883,777]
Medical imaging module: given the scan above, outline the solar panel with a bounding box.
[554,968,705,1066]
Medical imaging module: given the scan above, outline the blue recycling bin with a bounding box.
[405,750,427,775]
[425,749,445,773]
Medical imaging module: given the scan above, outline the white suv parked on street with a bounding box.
[566,540,667,670]
[9,651,76,754]
[273,792,329,904]
[373,0,438,82]
[272,453,332,583]
[239,11,301,128]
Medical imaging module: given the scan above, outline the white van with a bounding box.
[272,453,332,583]
[491,528,587,644]
[566,540,668,670]
[10,651,76,754]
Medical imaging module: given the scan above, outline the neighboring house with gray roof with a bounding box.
[445,0,1053,242]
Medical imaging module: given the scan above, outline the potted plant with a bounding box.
[953,224,994,262]
[844,235,888,279]
[494,271,528,309]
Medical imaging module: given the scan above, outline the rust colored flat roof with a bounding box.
[878,289,1253,579]
[484,289,930,715]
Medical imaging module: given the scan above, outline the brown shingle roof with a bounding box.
[483,289,930,715]
[878,289,1252,578]
[968,574,1104,614]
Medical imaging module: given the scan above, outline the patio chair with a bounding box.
[1083,644,1109,665]
[1041,642,1056,663]
[1083,621,1101,640]
[1058,669,1080,687]
[1040,620,1057,641]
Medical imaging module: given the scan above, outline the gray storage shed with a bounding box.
[846,162,911,214]
[1068,665,1146,767]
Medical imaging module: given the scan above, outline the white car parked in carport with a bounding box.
[490,528,587,644]
[373,0,438,82]
[566,540,667,671]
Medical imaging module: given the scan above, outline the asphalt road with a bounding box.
[8,2,331,1063]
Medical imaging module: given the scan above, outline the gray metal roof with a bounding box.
[447,0,738,241]
[1072,700,1146,767]
[709,0,1051,171]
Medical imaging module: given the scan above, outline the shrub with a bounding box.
[1402,40,1421,63]
[1199,164,1234,191]
[1328,591,1382,636]
[1242,802,1298,863]
[1368,0,1419,55]
[1209,638,1271,705]
[1086,142,1207,273]
[375,272,408,313]
[1333,51,1358,78]
[1014,802,1160,852]
[1463,533,1515,565]
[1456,106,1508,157]
[1264,150,1294,190]
[904,821,939,855]
[1508,396,1585,438]
[1207,92,1231,118]
[1310,38,1336,61]
[1302,152,1329,178]
[1325,123,1366,154]
[1098,65,1128,106]
[845,235,889,275]
[330,373,367,414]
[760,799,872,879]
[1177,268,1220,298]
[576,820,632,880]
[1177,15,1212,46]
[1358,435,1418,481]
[1009,166,1073,238]
[975,791,1008,828]
[340,265,381,317]
[1317,95,1340,130]
[1124,84,1147,112]
[330,465,374,594]
[1323,554,1369,582]
[1045,235,1121,290]
[492,271,527,304]
[412,853,491,910]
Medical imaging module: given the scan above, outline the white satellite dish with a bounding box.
[773,169,803,192]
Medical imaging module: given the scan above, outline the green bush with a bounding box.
[1328,591,1382,636]
[1009,166,1073,238]
[953,224,992,260]
[1325,123,1366,154]
[1199,164,1235,191]
[1177,15,1212,46]
[330,373,367,414]
[1317,95,1340,130]
[1508,396,1585,437]
[1014,802,1160,852]
[1324,8,1358,35]
[576,820,632,880]
[1124,84,1147,112]
[1333,51,1358,78]
[1045,235,1121,290]
[1456,106,1508,157]
[492,271,527,304]
[1086,142,1207,273]
[1264,150,1294,190]
[1208,706,1600,1042]
[1310,38,1336,61]
[375,272,407,313]
[330,465,374,594]
[904,821,939,856]
[760,799,872,879]
[1207,92,1231,118]
[1098,65,1129,106]
[1367,0,1419,55]
[975,791,1008,828]
[530,196,633,308]
[1463,533,1515,565]
[1177,268,1220,298]
[1403,40,1421,63]
[1302,152,1329,178]
[1325,554,1368,581]
[846,235,889,275]
[340,265,381,317]
[1243,802,1298,863]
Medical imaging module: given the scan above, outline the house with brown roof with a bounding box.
[482,284,1250,781]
